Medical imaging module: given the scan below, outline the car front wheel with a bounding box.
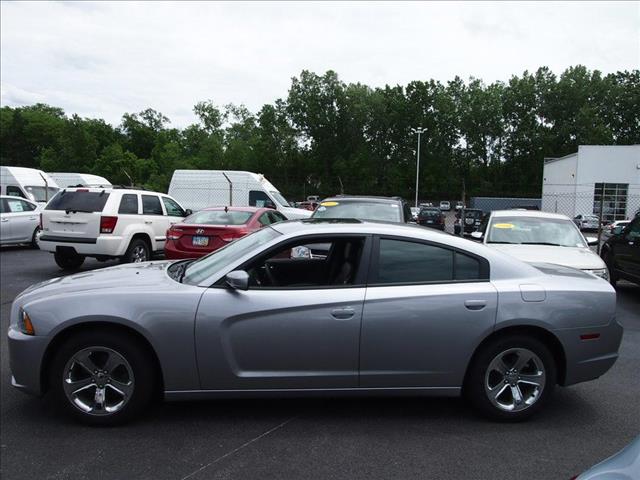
[49,330,155,426]
[465,335,556,422]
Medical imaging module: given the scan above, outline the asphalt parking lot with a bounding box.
[1,245,639,480]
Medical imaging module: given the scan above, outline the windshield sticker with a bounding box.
[493,223,514,229]
[320,201,338,207]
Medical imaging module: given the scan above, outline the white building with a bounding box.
[541,145,640,222]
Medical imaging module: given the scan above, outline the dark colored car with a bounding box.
[311,196,413,223]
[165,207,287,259]
[417,207,445,230]
[600,216,640,287]
[454,209,484,235]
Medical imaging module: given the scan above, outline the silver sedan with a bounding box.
[8,219,623,425]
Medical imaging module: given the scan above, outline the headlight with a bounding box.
[18,309,35,335]
[584,268,609,281]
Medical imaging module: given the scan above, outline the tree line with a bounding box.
[1,65,638,201]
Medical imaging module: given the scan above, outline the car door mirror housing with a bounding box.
[585,236,599,246]
[185,209,192,216]
[226,270,249,290]
[470,231,483,241]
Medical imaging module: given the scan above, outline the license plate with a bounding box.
[192,236,209,246]
[427,220,433,223]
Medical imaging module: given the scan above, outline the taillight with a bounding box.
[39,213,43,229]
[221,231,244,242]
[100,216,118,234]
[167,228,183,240]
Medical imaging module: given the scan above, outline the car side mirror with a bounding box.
[225,270,249,291]
[585,236,599,246]
[185,209,192,216]
[470,231,483,241]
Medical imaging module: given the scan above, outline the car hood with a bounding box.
[16,261,175,303]
[577,435,640,480]
[280,206,313,219]
[487,244,606,270]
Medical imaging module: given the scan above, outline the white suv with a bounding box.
[39,187,189,269]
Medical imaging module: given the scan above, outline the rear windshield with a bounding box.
[46,190,110,212]
[185,210,253,225]
[419,209,440,217]
[312,201,402,222]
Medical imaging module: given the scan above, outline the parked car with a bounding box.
[1,166,59,203]
[600,216,640,287]
[572,435,640,480]
[573,214,600,231]
[312,196,413,223]
[455,201,466,211]
[48,172,111,188]
[454,209,484,235]
[603,220,630,238]
[470,210,608,279]
[168,170,311,220]
[417,207,445,230]
[410,206,420,220]
[8,219,621,425]
[0,195,41,247]
[165,207,287,259]
[439,200,451,211]
[38,187,190,269]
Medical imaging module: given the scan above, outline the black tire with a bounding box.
[121,238,150,264]
[602,250,618,287]
[54,251,85,270]
[49,330,155,426]
[31,227,40,249]
[464,334,557,422]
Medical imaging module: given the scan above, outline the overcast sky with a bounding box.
[1,1,638,127]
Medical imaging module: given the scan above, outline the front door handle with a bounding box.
[331,307,355,320]
[1,218,8,223]
[145,221,153,225]
[465,300,487,311]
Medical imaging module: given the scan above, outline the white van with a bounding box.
[48,172,112,188]
[168,170,312,219]
[0,166,59,203]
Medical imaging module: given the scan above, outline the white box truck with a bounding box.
[168,170,312,219]
[48,172,112,188]
[0,166,60,203]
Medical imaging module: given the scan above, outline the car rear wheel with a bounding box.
[465,335,556,422]
[122,238,150,264]
[54,251,85,270]
[49,330,155,426]
[31,227,40,249]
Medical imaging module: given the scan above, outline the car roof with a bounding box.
[321,196,403,204]
[200,206,264,213]
[490,210,571,220]
[59,186,167,196]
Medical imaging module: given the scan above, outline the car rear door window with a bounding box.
[376,239,454,284]
[46,191,110,212]
[455,252,482,280]
[162,197,185,217]
[268,211,285,223]
[118,194,139,214]
[258,212,272,226]
[142,195,163,215]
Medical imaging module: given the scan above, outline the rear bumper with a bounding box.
[39,235,126,257]
[555,318,624,386]
[164,239,216,260]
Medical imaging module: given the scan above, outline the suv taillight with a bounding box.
[100,216,118,234]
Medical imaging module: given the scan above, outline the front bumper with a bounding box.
[8,326,50,396]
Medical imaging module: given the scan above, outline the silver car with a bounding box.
[0,195,40,247]
[8,219,623,425]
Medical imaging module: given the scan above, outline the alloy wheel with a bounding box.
[484,347,546,413]
[63,347,135,415]
[132,245,148,262]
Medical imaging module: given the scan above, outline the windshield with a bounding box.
[312,201,402,222]
[25,186,60,202]
[185,210,253,225]
[269,191,290,207]
[181,227,281,285]
[487,216,586,247]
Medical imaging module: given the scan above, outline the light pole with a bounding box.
[411,127,426,208]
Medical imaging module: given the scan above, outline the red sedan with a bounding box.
[164,207,287,260]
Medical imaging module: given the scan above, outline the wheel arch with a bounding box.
[40,320,165,397]
[463,324,567,389]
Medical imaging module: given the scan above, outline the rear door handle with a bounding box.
[465,300,487,311]
[331,307,355,320]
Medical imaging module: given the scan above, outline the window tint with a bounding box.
[162,197,185,217]
[141,195,163,215]
[626,218,640,240]
[0,199,6,213]
[118,194,139,214]
[455,252,481,280]
[258,212,272,226]
[377,239,453,284]
[249,190,273,208]
[7,186,25,198]
[46,191,110,212]
[268,211,285,223]
[7,199,33,212]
